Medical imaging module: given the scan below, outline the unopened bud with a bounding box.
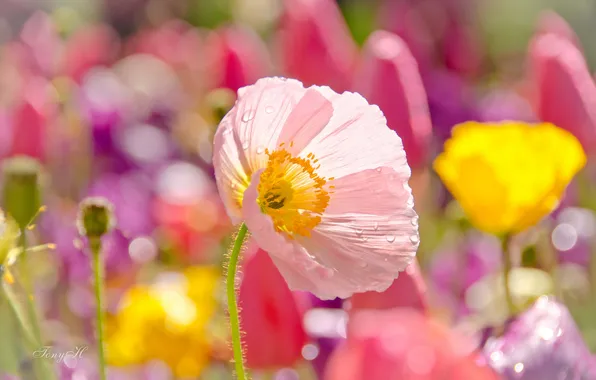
[77,197,115,239]
[2,156,42,230]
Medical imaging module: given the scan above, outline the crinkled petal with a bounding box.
[300,90,410,179]
[243,166,418,299]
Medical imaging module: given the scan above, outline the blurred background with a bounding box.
[1,0,596,379]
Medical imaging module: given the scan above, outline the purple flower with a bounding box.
[429,233,501,317]
[484,297,596,379]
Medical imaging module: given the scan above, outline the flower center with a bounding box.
[257,145,332,238]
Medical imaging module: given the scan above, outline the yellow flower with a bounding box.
[107,266,222,378]
[434,122,586,235]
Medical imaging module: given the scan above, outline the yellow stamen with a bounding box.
[257,148,330,237]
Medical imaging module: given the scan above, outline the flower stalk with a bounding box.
[78,197,115,380]
[227,223,249,380]
[501,235,516,316]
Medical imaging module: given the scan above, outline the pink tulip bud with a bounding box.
[279,0,358,92]
[10,77,54,160]
[354,31,432,169]
[536,10,581,49]
[239,245,308,369]
[529,33,596,153]
[350,259,427,312]
[376,1,434,75]
[205,26,271,92]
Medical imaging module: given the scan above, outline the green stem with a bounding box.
[501,235,516,316]
[18,231,55,380]
[227,223,249,380]
[90,237,107,380]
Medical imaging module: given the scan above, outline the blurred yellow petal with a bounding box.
[434,122,586,235]
[106,266,222,378]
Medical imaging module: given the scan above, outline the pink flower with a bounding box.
[350,259,427,312]
[325,309,499,380]
[278,0,358,92]
[529,33,596,153]
[354,31,432,169]
[239,246,308,369]
[213,77,419,299]
[205,26,271,92]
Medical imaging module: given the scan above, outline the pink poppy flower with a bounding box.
[213,77,419,299]
[240,246,308,369]
[325,309,499,380]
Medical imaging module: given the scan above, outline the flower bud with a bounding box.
[2,156,42,231]
[77,197,115,239]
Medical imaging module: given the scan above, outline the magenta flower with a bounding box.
[529,32,596,153]
[213,77,418,299]
[278,0,358,92]
[239,245,308,369]
[205,26,272,92]
[354,31,432,169]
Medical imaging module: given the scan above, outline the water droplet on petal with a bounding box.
[373,222,379,231]
[265,106,274,114]
[385,235,396,243]
[410,235,419,244]
[242,142,249,150]
[256,146,265,154]
[411,217,418,226]
[242,110,256,122]
[355,229,363,236]
[360,236,369,242]
[231,182,237,190]
[514,363,524,374]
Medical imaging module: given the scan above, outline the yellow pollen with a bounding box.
[257,148,331,237]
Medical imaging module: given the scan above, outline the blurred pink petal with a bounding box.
[325,309,499,380]
[61,25,119,83]
[205,26,271,92]
[239,246,308,369]
[354,31,432,169]
[443,22,483,76]
[350,259,427,312]
[20,11,61,76]
[9,77,54,160]
[279,0,358,92]
[214,77,418,299]
[536,10,581,48]
[529,33,596,153]
[126,20,204,74]
[377,1,434,74]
